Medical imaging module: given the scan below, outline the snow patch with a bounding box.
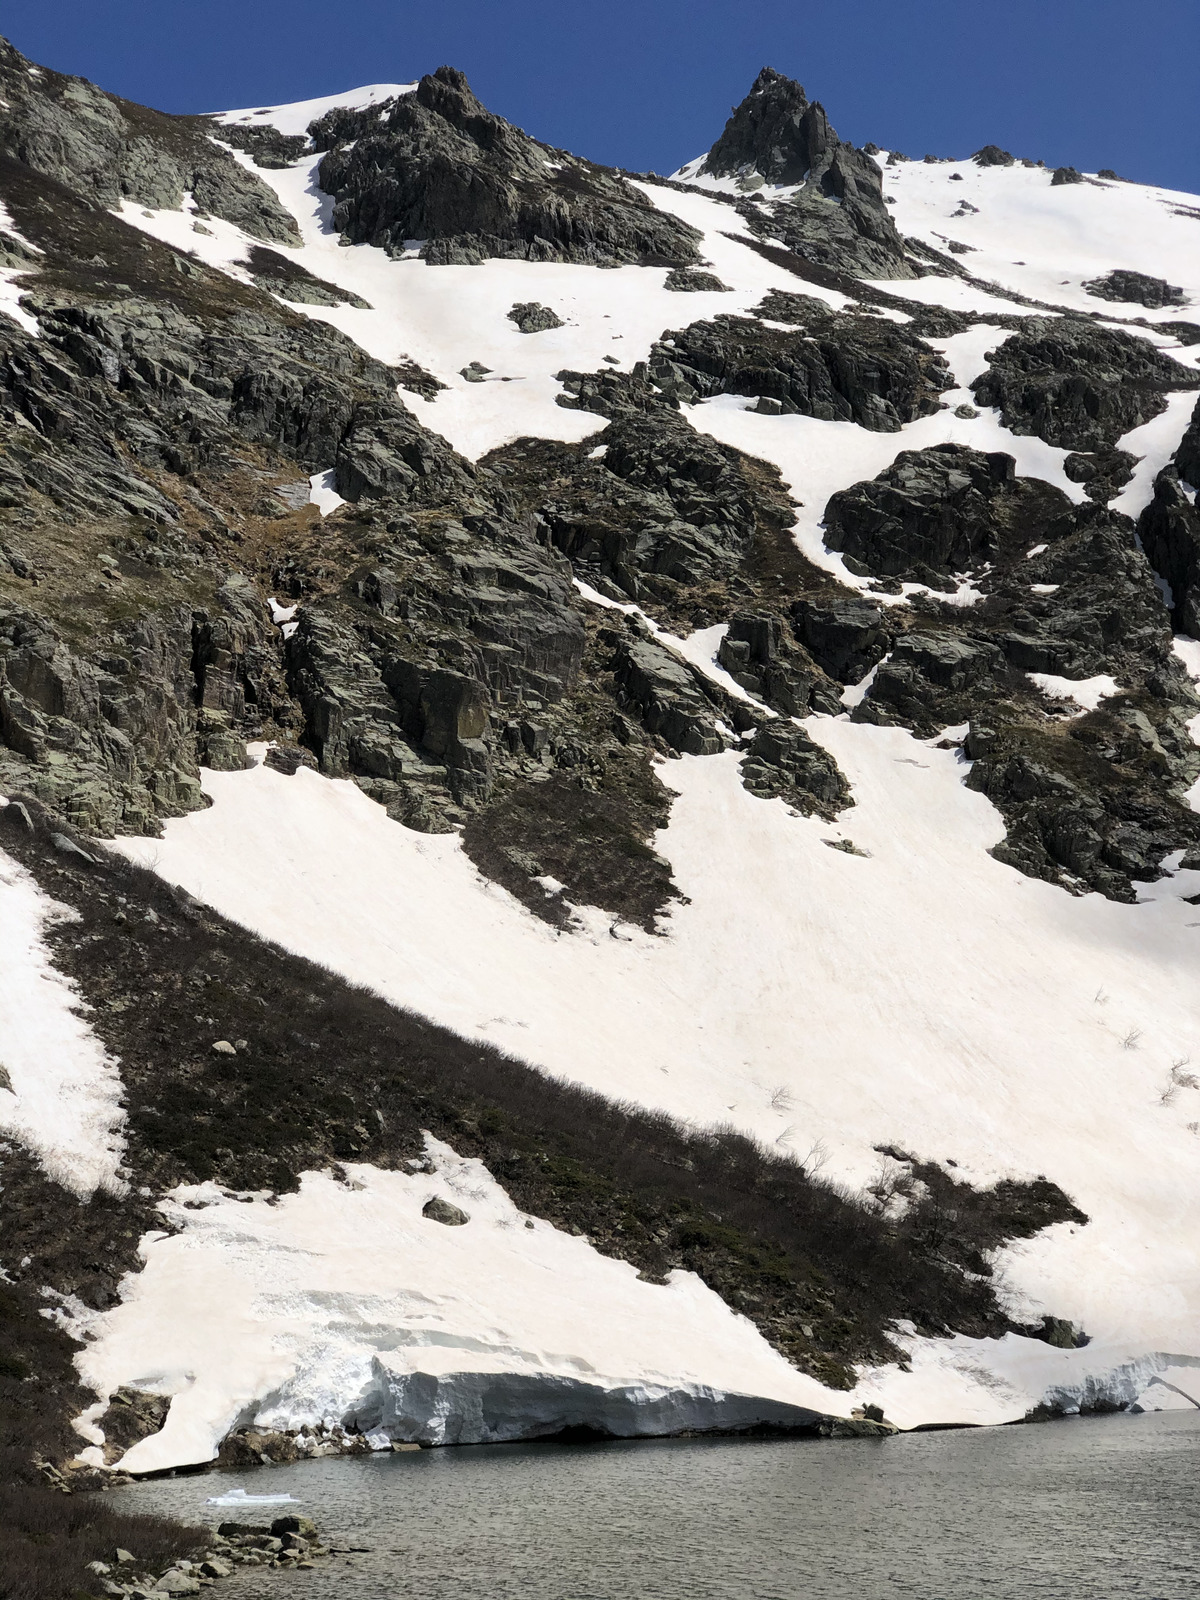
[0,847,126,1196]
[1028,672,1119,712]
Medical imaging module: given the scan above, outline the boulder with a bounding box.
[790,595,891,684]
[1083,269,1186,310]
[508,302,565,334]
[423,1195,469,1225]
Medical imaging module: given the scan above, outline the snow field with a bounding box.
[212,83,417,137]
[870,154,1200,330]
[0,837,126,1196]
[106,721,1200,1425]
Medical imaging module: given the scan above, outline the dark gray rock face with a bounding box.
[1062,448,1137,504]
[282,510,589,827]
[1174,394,1200,491]
[697,67,914,280]
[1083,269,1186,310]
[610,625,728,756]
[646,308,952,431]
[1139,469,1200,634]
[1050,167,1084,186]
[790,595,892,684]
[311,67,701,267]
[740,719,850,817]
[822,444,1079,581]
[508,301,564,333]
[971,319,1200,450]
[0,37,299,244]
[717,614,838,715]
[539,411,784,595]
[973,146,1014,167]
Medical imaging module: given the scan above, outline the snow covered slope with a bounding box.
[5,51,1200,1471]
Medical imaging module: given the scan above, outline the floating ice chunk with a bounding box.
[205,1487,301,1506]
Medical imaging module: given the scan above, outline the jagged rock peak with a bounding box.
[701,66,836,185]
[692,67,915,281]
[310,64,701,267]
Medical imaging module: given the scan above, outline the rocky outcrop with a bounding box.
[696,67,915,279]
[0,37,299,244]
[970,319,1200,450]
[508,301,564,333]
[1175,394,1200,490]
[664,268,730,292]
[1062,448,1137,504]
[311,67,701,267]
[529,410,793,596]
[739,718,851,817]
[207,119,311,170]
[1083,269,1186,310]
[1138,470,1200,634]
[644,307,952,430]
[822,443,1080,582]
[717,613,841,715]
[790,594,893,684]
[610,624,730,756]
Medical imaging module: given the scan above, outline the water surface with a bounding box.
[119,1412,1200,1599]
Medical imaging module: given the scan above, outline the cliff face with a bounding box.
[2,36,1200,1515]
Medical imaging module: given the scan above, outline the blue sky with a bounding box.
[7,1,1198,192]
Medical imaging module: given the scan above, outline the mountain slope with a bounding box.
[2,39,1200,1518]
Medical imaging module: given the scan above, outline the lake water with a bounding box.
[118,1412,1200,1600]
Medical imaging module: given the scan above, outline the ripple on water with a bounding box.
[116,1411,1200,1600]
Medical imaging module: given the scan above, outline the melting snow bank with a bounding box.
[77,1141,835,1473]
[0,837,125,1196]
[77,1142,1200,1472]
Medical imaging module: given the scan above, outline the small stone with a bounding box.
[270,1515,318,1539]
[199,1559,231,1578]
[422,1195,470,1226]
[116,1550,135,1564]
[211,1040,237,1056]
[954,403,980,419]
[156,1572,201,1596]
